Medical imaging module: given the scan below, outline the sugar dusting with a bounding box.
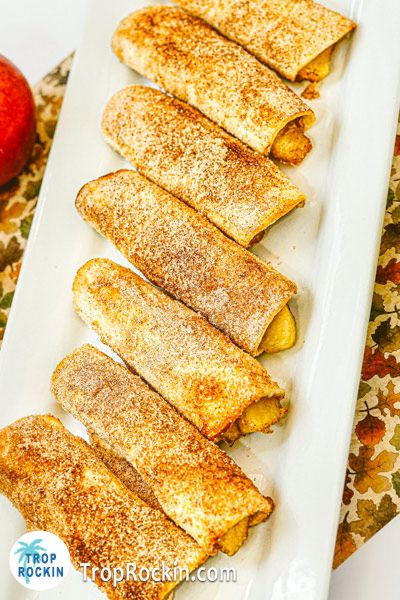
[111,6,314,154]
[51,345,274,554]
[174,0,356,81]
[76,170,296,355]
[72,259,285,439]
[102,86,304,247]
[0,414,207,600]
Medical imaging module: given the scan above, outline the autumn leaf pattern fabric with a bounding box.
[334,114,400,568]
[0,57,399,569]
[0,56,72,339]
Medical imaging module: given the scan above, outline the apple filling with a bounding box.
[297,45,335,82]
[220,306,293,444]
[248,229,266,246]
[271,119,312,165]
[259,304,296,354]
[217,517,249,556]
[217,508,272,555]
[222,396,287,444]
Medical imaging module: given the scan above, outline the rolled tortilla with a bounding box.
[0,415,206,600]
[51,344,275,555]
[102,85,305,247]
[175,0,356,82]
[89,436,261,557]
[73,259,287,441]
[112,6,315,164]
[90,431,162,512]
[76,170,297,356]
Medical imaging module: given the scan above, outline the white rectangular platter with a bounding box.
[1,1,400,599]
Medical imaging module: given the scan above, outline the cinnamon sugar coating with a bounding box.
[0,415,206,600]
[52,345,274,553]
[111,6,314,155]
[90,432,162,511]
[175,0,356,81]
[102,86,305,247]
[76,170,296,355]
[72,259,285,440]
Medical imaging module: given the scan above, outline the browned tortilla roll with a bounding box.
[52,344,275,555]
[73,259,287,442]
[90,431,162,511]
[112,6,315,164]
[76,170,297,356]
[175,0,356,82]
[102,86,305,247]
[0,415,206,600]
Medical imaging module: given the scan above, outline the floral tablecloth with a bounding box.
[0,55,399,568]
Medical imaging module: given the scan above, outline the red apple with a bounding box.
[0,55,36,187]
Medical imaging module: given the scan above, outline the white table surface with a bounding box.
[0,1,398,599]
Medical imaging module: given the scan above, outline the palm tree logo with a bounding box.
[14,538,46,584]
